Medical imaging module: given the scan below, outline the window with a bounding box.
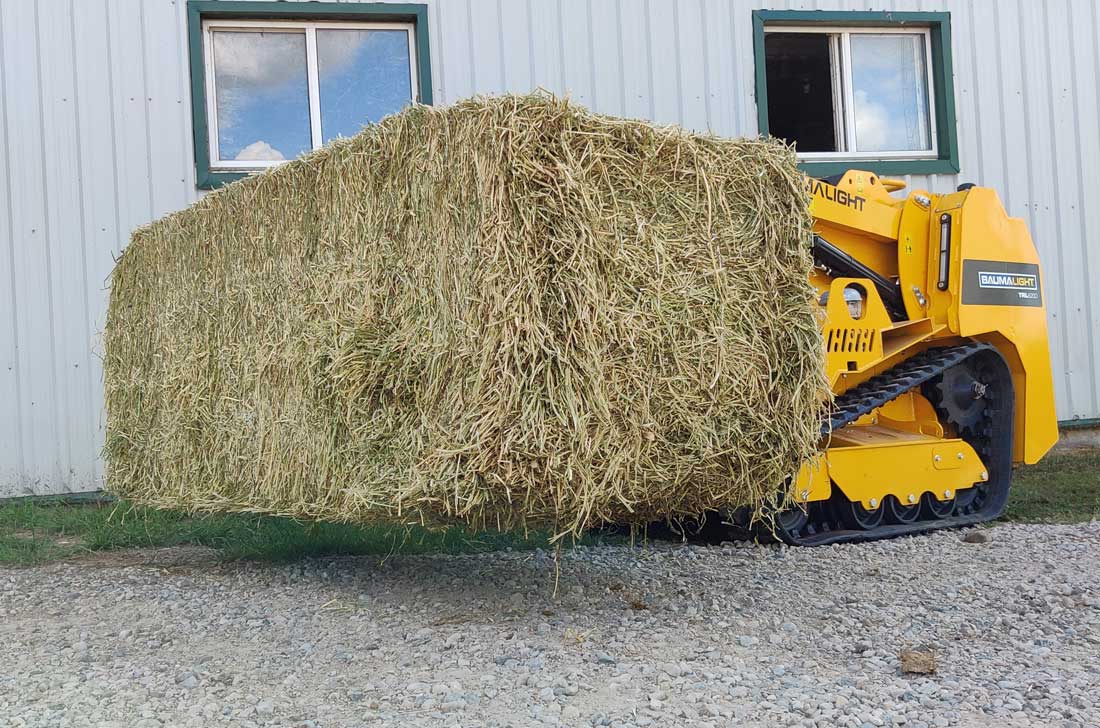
[764,28,934,158]
[187,2,432,189]
[203,20,418,169]
[752,11,958,177]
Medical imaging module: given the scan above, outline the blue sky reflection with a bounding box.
[850,34,931,153]
[318,29,413,142]
[212,31,311,162]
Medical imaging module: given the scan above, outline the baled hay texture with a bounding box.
[104,93,829,538]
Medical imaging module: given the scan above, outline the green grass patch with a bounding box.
[0,500,611,567]
[2,449,1094,566]
[1003,449,1100,524]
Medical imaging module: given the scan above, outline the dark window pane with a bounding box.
[212,31,311,162]
[764,33,838,153]
[317,29,414,142]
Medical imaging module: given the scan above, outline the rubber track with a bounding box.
[756,342,1013,546]
[824,342,994,436]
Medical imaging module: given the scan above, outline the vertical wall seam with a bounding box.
[642,0,654,120]
[32,1,66,483]
[698,0,713,132]
[495,0,507,90]
[1064,1,1098,414]
[555,1,566,93]
[613,0,625,116]
[103,0,123,260]
[1014,0,1038,236]
[585,0,598,109]
[1039,2,1074,408]
[138,0,155,219]
[464,0,477,92]
[671,0,683,125]
[432,0,446,102]
[726,0,744,133]
[1090,0,1100,413]
[1093,0,1100,149]
[990,10,1011,213]
[172,0,193,200]
[524,0,536,92]
[68,0,97,488]
[966,1,985,183]
[0,6,27,478]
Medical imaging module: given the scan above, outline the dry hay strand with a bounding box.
[103,93,829,539]
[899,648,938,675]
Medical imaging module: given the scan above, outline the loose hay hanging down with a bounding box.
[104,93,829,538]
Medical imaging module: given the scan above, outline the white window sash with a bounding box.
[839,31,857,155]
[305,27,323,150]
[202,18,419,171]
[765,25,938,161]
[828,34,846,152]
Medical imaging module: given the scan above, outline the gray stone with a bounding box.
[2,522,1094,728]
[659,663,682,677]
[175,672,199,690]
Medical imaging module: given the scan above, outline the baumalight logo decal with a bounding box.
[977,271,1039,297]
[807,179,867,212]
[962,260,1042,306]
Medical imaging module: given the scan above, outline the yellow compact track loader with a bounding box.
[739,171,1058,545]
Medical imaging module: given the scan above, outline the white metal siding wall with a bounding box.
[1,0,1097,495]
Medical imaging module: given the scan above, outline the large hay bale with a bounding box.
[104,93,828,537]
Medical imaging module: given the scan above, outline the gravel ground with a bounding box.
[1,522,1098,728]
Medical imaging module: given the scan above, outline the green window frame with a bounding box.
[752,10,958,177]
[186,1,433,189]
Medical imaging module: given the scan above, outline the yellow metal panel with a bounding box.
[896,195,934,320]
[874,391,945,438]
[808,174,902,243]
[951,188,1059,463]
[821,277,890,386]
[792,455,831,502]
[826,435,986,509]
